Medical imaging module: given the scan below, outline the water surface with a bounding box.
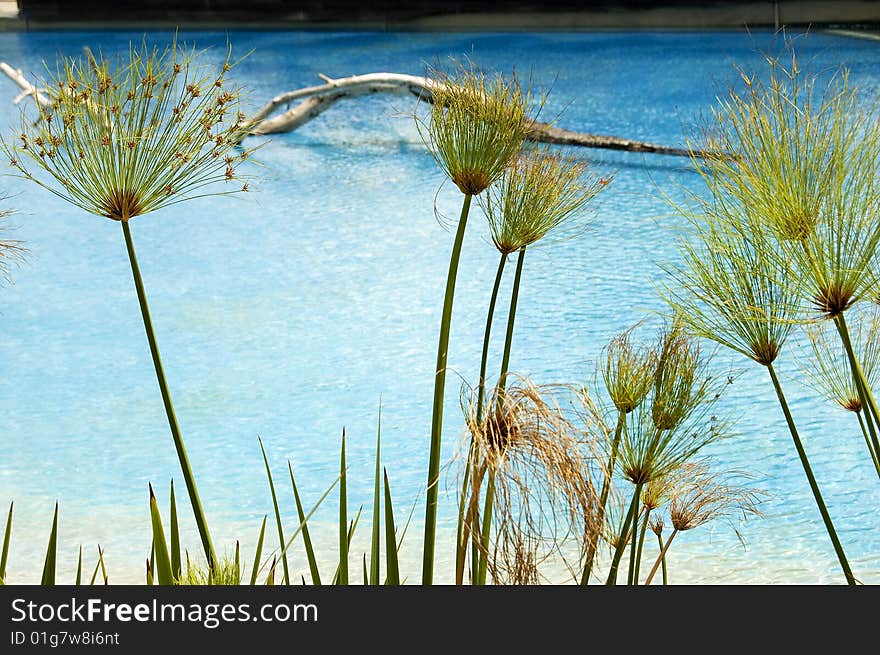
[1,29,878,583]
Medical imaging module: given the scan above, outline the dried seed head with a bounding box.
[668,461,764,533]
[460,377,600,583]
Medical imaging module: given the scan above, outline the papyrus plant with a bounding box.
[416,64,529,584]
[453,148,607,584]
[668,54,880,583]
[0,206,26,283]
[3,39,257,569]
[802,308,880,478]
[643,461,763,585]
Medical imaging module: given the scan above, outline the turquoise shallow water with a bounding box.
[0,29,878,584]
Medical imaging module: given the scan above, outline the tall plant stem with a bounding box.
[855,412,880,479]
[454,446,473,585]
[423,193,473,585]
[632,507,651,584]
[835,313,880,469]
[656,531,667,585]
[122,219,216,569]
[767,362,855,585]
[645,529,677,585]
[475,469,496,585]
[496,246,526,398]
[476,253,508,422]
[580,411,626,585]
[605,482,642,586]
[475,246,527,583]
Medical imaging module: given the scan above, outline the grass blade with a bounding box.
[339,429,348,585]
[170,479,181,581]
[256,474,342,582]
[259,437,290,585]
[40,502,58,586]
[250,515,267,586]
[384,469,400,585]
[98,546,108,585]
[149,484,174,586]
[288,462,321,585]
[1,501,12,584]
[363,554,369,586]
[370,403,382,585]
[332,508,362,586]
[75,545,83,585]
[146,558,153,585]
[234,540,241,584]
[266,556,276,586]
[89,547,103,585]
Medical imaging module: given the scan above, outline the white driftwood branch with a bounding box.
[0,64,705,157]
[0,62,51,109]
[246,72,702,157]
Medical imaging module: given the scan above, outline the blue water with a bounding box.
[1,29,878,584]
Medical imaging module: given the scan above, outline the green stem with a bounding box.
[496,247,526,398]
[473,247,526,585]
[855,411,880,479]
[454,446,473,585]
[476,469,496,585]
[605,482,641,586]
[580,411,625,585]
[645,528,677,585]
[633,507,651,584]
[657,531,667,585]
[122,219,216,569]
[835,313,880,472]
[423,193,473,585]
[626,494,644,585]
[766,362,855,585]
[476,253,508,423]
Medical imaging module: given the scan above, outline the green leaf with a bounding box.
[146,558,153,585]
[170,479,181,581]
[384,469,400,585]
[234,540,241,585]
[333,508,361,586]
[249,515,267,586]
[89,547,103,585]
[75,545,82,585]
[98,546,108,585]
[1,501,12,584]
[259,437,290,585]
[288,462,321,585]
[149,484,174,586]
[41,502,58,586]
[370,404,382,585]
[338,429,348,585]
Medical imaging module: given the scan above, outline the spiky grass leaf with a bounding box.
[40,502,58,586]
[169,479,181,580]
[370,404,382,585]
[149,484,174,586]
[249,516,267,586]
[0,501,11,584]
[75,545,82,585]
[383,469,401,585]
[288,462,321,585]
[338,430,348,585]
[259,437,290,585]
